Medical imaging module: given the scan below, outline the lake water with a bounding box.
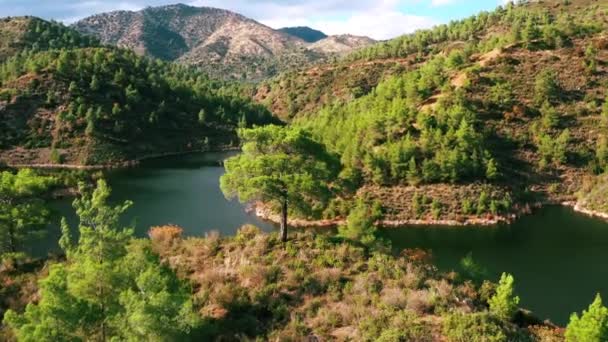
[41,152,608,325]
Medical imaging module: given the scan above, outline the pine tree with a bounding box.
[540,100,560,130]
[522,18,540,48]
[565,294,608,342]
[485,158,499,180]
[0,170,55,255]
[3,180,199,340]
[488,272,520,321]
[89,75,100,91]
[583,44,598,75]
[534,70,559,105]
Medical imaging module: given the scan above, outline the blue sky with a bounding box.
[0,0,510,39]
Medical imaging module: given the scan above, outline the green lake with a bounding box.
[41,152,608,326]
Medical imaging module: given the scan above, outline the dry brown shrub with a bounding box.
[331,302,358,325]
[200,303,228,320]
[528,325,564,342]
[239,264,268,288]
[406,289,434,314]
[401,248,432,264]
[455,281,478,303]
[381,287,407,309]
[235,224,262,243]
[402,263,423,289]
[193,268,229,289]
[314,267,342,288]
[433,279,453,299]
[148,225,183,252]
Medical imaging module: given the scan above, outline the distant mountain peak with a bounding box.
[72,4,374,81]
[278,26,327,43]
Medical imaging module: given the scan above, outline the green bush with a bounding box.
[488,272,520,321]
[565,294,608,342]
[442,312,508,342]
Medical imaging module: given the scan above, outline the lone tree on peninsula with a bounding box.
[220,125,339,242]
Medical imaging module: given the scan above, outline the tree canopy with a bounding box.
[3,180,198,341]
[221,125,340,240]
[0,169,55,255]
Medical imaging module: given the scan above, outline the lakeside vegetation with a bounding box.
[0,175,607,341]
[1,176,608,340]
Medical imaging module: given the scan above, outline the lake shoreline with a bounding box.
[565,201,608,221]
[253,200,608,228]
[250,202,519,228]
[3,146,239,170]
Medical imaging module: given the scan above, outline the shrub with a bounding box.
[534,69,559,105]
[339,199,382,245]
[488,273,520,321]
[235,224,262,244]
[442,312,508,342]
[148,225,184,250]
[406,289,434,314]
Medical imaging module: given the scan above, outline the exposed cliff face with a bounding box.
[73,5,374,81]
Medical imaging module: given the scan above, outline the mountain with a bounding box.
[0,17,274,167]
[73,4,374,81]
[278,26,327,43]
[256,0,608,223]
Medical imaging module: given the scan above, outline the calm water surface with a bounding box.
[380,206,608,325]
[40,152,608,325]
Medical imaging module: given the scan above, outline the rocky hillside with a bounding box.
[73,5,374,81]
[310,34,377,55]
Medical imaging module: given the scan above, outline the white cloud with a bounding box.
[190,0,436,40]
[430,0,457,6]
[0,0,440,40]
[262,12,435,40]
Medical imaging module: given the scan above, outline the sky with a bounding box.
[0,0,512,40]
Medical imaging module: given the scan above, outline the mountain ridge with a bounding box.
[72,4,374,81]
[278,26,328,42]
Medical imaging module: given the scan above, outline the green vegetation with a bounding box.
[565,294,608,342]
[252,0,608,224]
[0,17,99,62]
[347,0,600,62]
[220,125,339,241]
[302,65,495,186]
[0,46,274,165]
[338,199,382,245]
[1,180,562,341]
[4,180,199,341]
[0,169,55,254]
[0,16,275,166]
[2,0,608,340]
[488,273,520,321]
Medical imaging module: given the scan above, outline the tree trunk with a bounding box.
[280,199,288,243]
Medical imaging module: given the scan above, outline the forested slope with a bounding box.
[0,18,275,166]
[254,0,608,223]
